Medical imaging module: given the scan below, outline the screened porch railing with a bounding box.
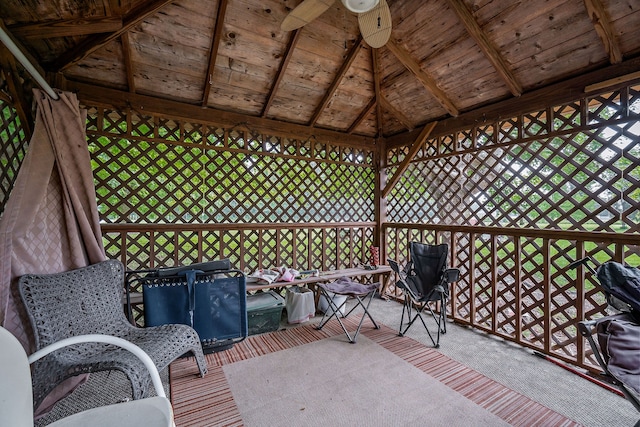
[383,222,640,372]
[102,221,638,372]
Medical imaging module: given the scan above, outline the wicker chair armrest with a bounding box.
[28,334,165,398]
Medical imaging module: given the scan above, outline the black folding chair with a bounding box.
[388,242,460,348]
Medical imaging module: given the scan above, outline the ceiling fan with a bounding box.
[281,0,392,48]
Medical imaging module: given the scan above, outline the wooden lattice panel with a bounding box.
[0,98,29,219]
[386,83,640,234]
[494,235,518,339]
[85,104,376,225]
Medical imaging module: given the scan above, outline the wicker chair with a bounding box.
[18,259,208,411]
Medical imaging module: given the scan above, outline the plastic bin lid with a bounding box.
[247,291,285,310]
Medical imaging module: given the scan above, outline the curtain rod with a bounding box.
[0,26,59,100]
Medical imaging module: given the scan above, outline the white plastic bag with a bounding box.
[285,286,316,324]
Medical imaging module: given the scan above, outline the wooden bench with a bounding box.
[246,265,392,307]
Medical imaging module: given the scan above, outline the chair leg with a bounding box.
[315,289,378,344]
[399,301,437,347]
[398,295,409,336]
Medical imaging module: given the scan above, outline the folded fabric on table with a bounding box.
[320,277,378,296]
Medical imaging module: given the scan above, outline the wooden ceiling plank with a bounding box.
[583,0,623,64]
[379,96,414,131]
[347,96,376,134]
[64,80,377,148]
[120,32,135,93]
[51,0,176,72]
[261,28,302,118]
[385,56,640,149]
[8,17,123,39]
[202,0,229,107]
[309,37,363,126]
[372,48,383,137]
[381,121,437,199]
[385,40,460,117]
[446,0,522,96]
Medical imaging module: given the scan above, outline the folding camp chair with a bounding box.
[388,242,460,348]
[578,315,640,426]
[314,277,380,343]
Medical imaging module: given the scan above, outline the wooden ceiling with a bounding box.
[1,0,640,143]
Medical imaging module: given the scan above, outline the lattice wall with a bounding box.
[86,105,376,225]
[384,223,639,369]
[0,73,29,220]
[386,84,640,233]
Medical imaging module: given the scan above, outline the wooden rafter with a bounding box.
[202,0,228,107]
[583,0,623,64]
[385,40,459,117]
[347,97,375,134]
[381,121,437,199]
[372,48,383,137]
[120,32,135,93]
[8,17,123,39]
[65,80,377,148]
[51,0,175,72]
[309,37,363,126]
[379,96,414,131]
[446,0,522,97]
[261,28,301,117]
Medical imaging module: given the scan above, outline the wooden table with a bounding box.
[246,265,392,307]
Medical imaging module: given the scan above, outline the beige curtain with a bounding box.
[0,88,106,415]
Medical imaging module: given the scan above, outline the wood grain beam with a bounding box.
[381,121,437,199]
[64,80,377,148]
[202,0,228,107]
[120,32,135,93]
[379,96,414,131]
[309,37,363,126]
[583,0,623,64]
[348,96,375,134]
[386,40,459,117]
[446,0,522,96]
[261,28,301,117]
[372,48,383,137]
[51,0,175,72]
[385,56,640,149]
[8,17,123,39]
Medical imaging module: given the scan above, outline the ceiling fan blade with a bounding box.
[358,0,392,48]
[281,0,335,31]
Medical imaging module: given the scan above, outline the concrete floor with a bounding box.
[345,296,639,427]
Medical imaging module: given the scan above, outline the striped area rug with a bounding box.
[169,319,581,427]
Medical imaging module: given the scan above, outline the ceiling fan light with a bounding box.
[341,0,379,14]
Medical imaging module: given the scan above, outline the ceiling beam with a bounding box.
[379,96,414,131]
[347,97,375,134]
[64,80,377,148]
[309,37,363,126]
[381,121,437,199]
[372,48,384,137]
[446,0,522,96]
[261,28,301,117]
[8,17,123,39]
[50,0,175,72]
[120,32,135,93]
[583,0,623,64]
[385,55,640,149]
[202,0,228,107]
[386,40,459,117]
